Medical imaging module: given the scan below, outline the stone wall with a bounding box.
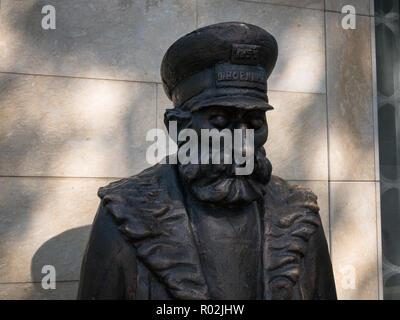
[0,0,381,299]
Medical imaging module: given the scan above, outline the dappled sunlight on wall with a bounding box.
[0,0,380,300]
[0,74,155,177]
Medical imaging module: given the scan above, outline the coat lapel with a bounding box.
[98,163,210,300]
[261,176,322,300]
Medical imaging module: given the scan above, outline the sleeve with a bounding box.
[77,202,139,300]
[305,222,337,300]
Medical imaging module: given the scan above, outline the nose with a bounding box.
[234,122,249,158]
[235,122,248,130]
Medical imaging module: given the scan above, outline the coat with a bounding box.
[77,163,337,300]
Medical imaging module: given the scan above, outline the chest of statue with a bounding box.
[186,199,264,299]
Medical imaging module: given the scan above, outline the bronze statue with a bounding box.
[78,22,337,300]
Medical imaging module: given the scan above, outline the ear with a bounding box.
[164,108,192,133]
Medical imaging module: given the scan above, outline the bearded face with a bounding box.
[168,105,273,207]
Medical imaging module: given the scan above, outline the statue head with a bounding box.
[160,22,278,207]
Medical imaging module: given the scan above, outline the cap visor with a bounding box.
[189,95,274,112]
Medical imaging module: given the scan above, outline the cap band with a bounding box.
[215,64,266,91]
[171,63,268,108]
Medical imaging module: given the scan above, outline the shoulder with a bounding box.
[98,163,165,200]
[95,163,179,241]
[267,175,317,197]
[96,163,171,221]
[266,175,320,215]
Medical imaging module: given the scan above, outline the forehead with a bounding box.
[193,105,266,116]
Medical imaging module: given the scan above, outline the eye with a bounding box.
[249,119,264,130]
[209,114,229,128]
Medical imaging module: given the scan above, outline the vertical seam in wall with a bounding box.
[370,0,374,17]
[375,180,383,300]
[324,7,332,255]
[370,0,378,183]
[370,1,384,299]
[370,0,379,183]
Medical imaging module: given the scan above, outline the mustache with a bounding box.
[178,147,272,205]
[179,147,272,185]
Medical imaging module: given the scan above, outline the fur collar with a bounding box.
[98,164,321,300]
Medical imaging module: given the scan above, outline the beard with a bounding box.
[178,146,272,207]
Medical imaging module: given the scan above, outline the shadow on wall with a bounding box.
[28,226,91,299]
[0,0,149,300]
